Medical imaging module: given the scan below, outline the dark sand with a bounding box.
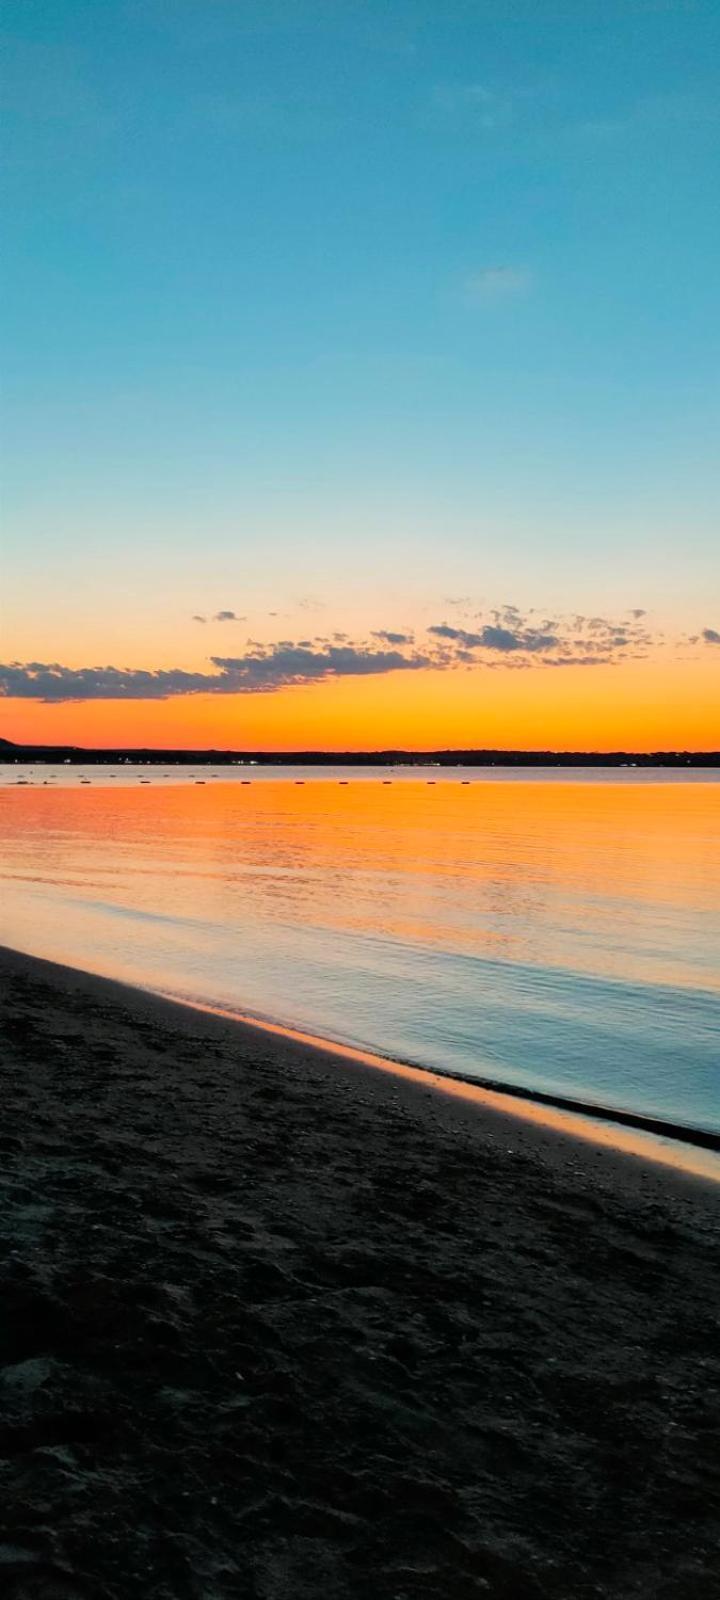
[1,947,719,1600]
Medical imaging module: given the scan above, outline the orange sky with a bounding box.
[2,655,718,752]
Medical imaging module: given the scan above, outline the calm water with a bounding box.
[1,765,718,1136]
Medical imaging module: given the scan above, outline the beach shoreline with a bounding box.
[1,943,719,1598]
[6,940,720,1178]
[155,989,720,1171]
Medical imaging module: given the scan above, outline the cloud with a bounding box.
[428,623,557,653]
[482,625,558,653]
[0,608,663,704]
[703,627,720,645]
[212,646,432,689]
[0,644,430,703]
[464,266,531,303]
[432,84,518,131]
[428,624,473,644]
[372,630,414,646]
[543,655,612,669]
[192,615,206,624]
[214,610,246,623]
[427,606,655,667]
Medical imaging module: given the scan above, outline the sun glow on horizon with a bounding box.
[1,653,718,753]
[2,3,719,753]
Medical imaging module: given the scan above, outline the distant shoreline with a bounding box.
[1,738,719,768]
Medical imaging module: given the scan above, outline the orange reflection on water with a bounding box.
[1,774,719,1166]
[2,776,717,992]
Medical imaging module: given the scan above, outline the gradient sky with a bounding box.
[2,0,719,749]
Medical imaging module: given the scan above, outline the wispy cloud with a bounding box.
[703,627,720,645]
[0,609,664,704]
[428,606,655,668]
[464,266,532,303]
[432,83,520,131]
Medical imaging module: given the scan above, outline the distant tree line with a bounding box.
[0,739,717,768]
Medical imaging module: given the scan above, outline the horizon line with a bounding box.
[1,738,718,766]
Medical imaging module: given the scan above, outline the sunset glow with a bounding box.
[2,0,718,751]
[1,653,717,752]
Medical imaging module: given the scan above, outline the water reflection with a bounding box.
[1,775,718,1135]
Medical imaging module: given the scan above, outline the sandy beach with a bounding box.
[1,945,719,1600]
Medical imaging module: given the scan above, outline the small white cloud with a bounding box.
[465,266,532,303]
[433,84,516,130]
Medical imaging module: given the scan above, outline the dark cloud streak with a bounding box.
[0,607,665,704]
[428,623,558,653]
[0,645,430,703]
[372,629,414,646]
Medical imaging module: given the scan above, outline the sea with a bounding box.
[1,764,718,1140]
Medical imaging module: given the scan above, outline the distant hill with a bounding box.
[0,738,717,768]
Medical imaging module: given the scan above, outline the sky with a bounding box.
[2,0,719,751]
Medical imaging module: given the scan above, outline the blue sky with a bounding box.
[1,0,719,740]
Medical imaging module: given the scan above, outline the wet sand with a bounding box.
[1,945,719,1599]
